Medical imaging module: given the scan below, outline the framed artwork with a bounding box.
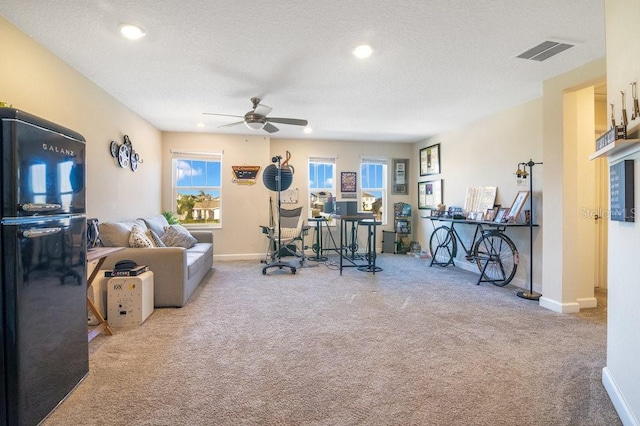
[420,143,440,176]
[485,207,498,222]
[505,190,530,223]
[494,207,510,223]
[340,171,357,193]
[392,158,409,194]
[418,179,442,209]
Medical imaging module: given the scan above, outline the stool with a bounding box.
[357,219,383,273]
[308,217,328,261]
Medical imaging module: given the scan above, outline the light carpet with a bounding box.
[44,254,620,425]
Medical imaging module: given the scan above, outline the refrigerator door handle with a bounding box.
[20,203,62,212]
[21,227,62,238]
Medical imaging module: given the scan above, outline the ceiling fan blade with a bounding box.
[203,112,244,118]
[253,103,272,117]
[218,121,244,128]
[263,122,279,133]
[267,117,308,126]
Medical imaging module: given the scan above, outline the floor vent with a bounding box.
[517,40,575,61]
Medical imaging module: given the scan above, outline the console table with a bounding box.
[86,246,124,341]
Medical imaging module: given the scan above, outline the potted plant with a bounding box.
[162,211,180,225]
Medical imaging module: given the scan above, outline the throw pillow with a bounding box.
[146,229,166,247]
[160,225,198,249]
[141,215,170,237]
[129,224,154,248]
[99,220,147,247]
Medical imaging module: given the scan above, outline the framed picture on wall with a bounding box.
[392,158,409,194]
[418,179,442,209]
[420,143,440,176]
[340,171,357,192]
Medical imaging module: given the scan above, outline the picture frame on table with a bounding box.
[418,179,442,209]
[419,143,440,176]
[485,208,496,222]
[494,207,510,223]
[505,190,530,223]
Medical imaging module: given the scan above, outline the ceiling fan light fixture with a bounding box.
[353,44,373,59]
[119,23,146,40]
[245,120,264,130]
[303,126,313,134]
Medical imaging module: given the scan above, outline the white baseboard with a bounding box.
[602,367,639,426]
[577,297,598,309]
[214,253,264,261]
[539,296,599,313]
[539,297,580,313]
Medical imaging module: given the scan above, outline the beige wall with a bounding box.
[270,138,414,252]
[603,0,640,423]
[414,98,543,291]
[161,132,271,259]
[0,17,162,221]
[540,58,606,312]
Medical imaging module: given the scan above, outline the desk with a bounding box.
[87,247,124,341]
[335,213,375,275]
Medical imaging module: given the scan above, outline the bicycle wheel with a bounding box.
[429,226,457,266]
[472,231,518,286]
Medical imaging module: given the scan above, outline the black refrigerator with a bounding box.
[0,108,89,425]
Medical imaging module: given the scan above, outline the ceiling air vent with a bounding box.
[517,40,575,61]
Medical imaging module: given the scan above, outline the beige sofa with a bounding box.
[98,215,213,308]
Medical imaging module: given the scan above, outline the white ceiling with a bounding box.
[0,1,606,142]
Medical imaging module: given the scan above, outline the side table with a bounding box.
[87,247,124,342]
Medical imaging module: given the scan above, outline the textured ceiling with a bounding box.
[0,1,606,142]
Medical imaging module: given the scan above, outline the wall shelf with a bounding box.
[589,138,640,161]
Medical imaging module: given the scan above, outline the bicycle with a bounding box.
[428,218,519,286]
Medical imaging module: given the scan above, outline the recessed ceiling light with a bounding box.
[303,127,313,134]
[196,123,206,128]
[353,44,373,59]
[119,23,146,40]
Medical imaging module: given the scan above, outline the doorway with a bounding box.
[562,82,608,306]
[593,82,608,290]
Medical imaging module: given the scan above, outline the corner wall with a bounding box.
[602,0,640,424]
[540,58,606,313]
[0,16,162,220]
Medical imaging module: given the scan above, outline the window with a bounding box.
[172,152,222,227]
[308,157,335,218]
[360,158,387,223]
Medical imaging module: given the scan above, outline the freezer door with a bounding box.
[2,216,88,425]
[1,111,86,218]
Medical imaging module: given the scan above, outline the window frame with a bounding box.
[171,151,223,229]
[360,157,388,225]
[308,156,336,219]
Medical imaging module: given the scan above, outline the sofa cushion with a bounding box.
[100,220,147,247]
[142,215,170,237]
[161,225,198,249]
[129,225,154,248]
[188,242,212,253]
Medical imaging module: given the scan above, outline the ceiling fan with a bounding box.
[203,97,308,133]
